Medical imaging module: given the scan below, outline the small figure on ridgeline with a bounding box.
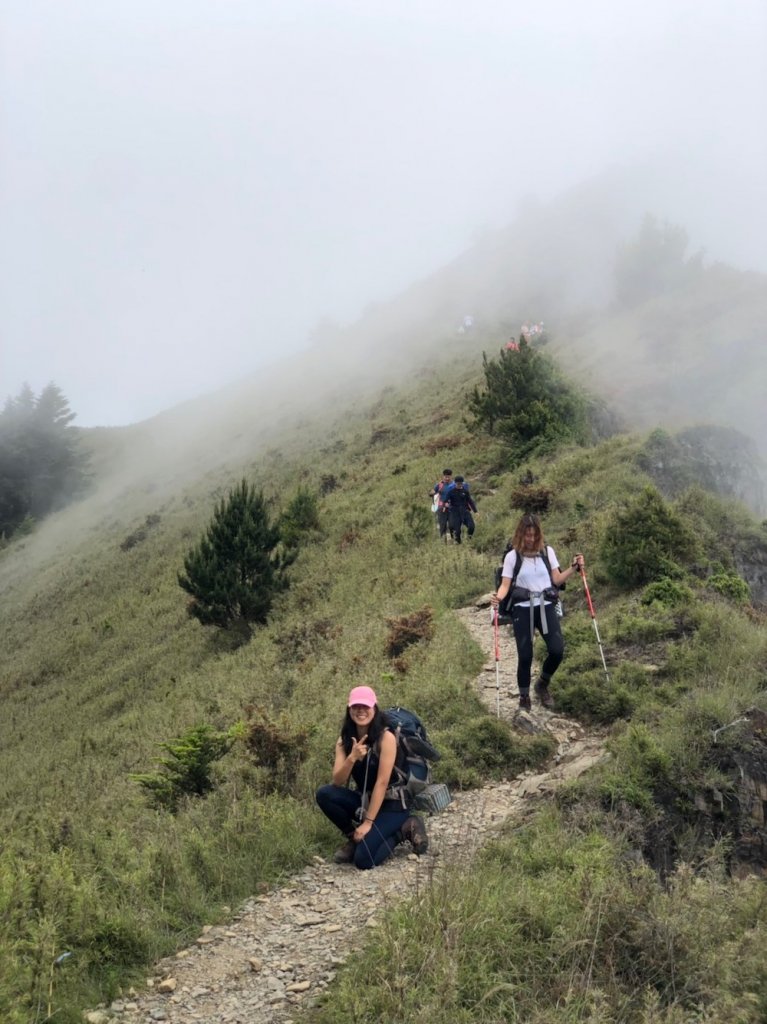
[505,336,519,351]
[491,513,584,710]
[315,687,427,869]
[443,475,478,544]
[430,468,454,541]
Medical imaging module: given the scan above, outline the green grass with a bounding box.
[1,328,766,1021]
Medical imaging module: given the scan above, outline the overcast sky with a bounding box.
[2,0,765,426]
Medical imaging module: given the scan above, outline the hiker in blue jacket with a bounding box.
[492,513,583,710]
[316,686,427,868]
[443,476,477,544]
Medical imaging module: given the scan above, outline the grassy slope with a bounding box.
[1,233,766,1019]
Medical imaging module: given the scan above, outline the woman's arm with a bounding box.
[331,735,368,787]
[352,730,397,841]
[551,552,584,588]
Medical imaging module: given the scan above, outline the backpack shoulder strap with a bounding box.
[511,549,522,586]
[540,546,554,586]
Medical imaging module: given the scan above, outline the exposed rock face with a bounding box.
[639,424,766,516]
[646,710,767,878]
[733,539,767,608]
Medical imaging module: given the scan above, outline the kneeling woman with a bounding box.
[316,686,426,869]
[494,513,584,710]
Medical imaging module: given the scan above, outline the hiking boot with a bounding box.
[333,840,356,864]
[518,692,532,711]
[400,815,429,855]
[534,680,554,709]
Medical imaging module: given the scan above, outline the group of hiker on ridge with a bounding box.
[430,468,478,544]
[315,508,586,871]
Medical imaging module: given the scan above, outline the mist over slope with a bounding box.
[80,166,764,487]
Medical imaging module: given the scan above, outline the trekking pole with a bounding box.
[577,565,611,684]
[493,606,501,718]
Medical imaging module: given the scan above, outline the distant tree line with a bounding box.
[0,383,89,541]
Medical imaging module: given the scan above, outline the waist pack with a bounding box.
[382,707,451,814]
[494,547,563,625]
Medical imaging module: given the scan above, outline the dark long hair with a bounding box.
[340,705,389,755]
[510,513,546,555]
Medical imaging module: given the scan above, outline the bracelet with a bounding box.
[365,817,375,824]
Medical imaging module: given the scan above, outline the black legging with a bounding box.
[511,602,564,690]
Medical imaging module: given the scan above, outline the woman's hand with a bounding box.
[490,591,499,607]
[352,820,373,842]
[350,735,369,762]
[571,553,585,572]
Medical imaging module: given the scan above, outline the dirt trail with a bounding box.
[92,602,606,1024]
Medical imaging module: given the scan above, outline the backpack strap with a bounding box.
[512,546,555,587]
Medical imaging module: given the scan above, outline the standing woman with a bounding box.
[493,513,584,710]
[315,686,426,869]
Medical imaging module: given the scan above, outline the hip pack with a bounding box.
[494,547,562,625]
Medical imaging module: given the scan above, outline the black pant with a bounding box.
[449,510,474,543]
[511,602,564,690]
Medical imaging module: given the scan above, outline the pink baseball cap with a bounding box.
[348,685,378,708]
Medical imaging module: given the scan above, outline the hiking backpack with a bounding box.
[382,707,451,815]
[494,546,563,625]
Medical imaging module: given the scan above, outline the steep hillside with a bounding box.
[1,194,766,1020]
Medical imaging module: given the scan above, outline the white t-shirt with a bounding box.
[501,545,560,606]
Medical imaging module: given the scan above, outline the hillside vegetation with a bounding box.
[2,197,766,1021]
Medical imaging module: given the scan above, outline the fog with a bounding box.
[2,0,765,427]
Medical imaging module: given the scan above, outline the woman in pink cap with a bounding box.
[316,685,427,868]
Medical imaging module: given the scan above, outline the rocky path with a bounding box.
[86,601,606,1024]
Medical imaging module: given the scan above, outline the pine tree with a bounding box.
[467,339,589,457]
[178,479,288,636]
[0,382,88,538]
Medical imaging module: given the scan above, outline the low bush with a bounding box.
[130,724,233,813]
[641,577,694,608]
[436,717,554,788]
[707,570,750,605]
[601,486,698,586]
[384,607,435,658]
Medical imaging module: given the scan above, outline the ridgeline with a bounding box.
[2,200,766,1022]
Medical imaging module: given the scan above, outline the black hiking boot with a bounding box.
[518,691,532,711]
[333,840,356,864]
[400,815,429,855]
[534,680,554,709]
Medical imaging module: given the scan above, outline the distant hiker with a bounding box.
[315,686,427,869]
[443,475,477,544]
[430,469,454,540]
[505,337,519,351]
[492,513,584,710]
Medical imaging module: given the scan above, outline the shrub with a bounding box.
[396,502,433,544]
[384,607,434,658]
[509,483,553,514]
[467,340,591,457]
[242,707,311,796]
[707,570,750,605]
[601,486,698,585]
[641,577,694,608]
[130,725,233,812]
[279,486,321,549]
